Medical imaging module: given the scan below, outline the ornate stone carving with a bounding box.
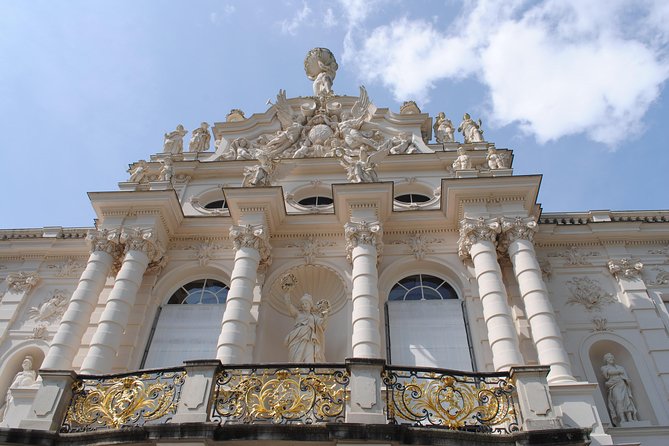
[608,258,643,280]
[28,289,68,323]
[47,258,84,278]
[344,221,383,262]
[433,112,454,143]
[452,147,471,170]
[486,147,508,169]
[304,47,338,98]
[226,109,245,122]
[6,272,40,293]
[499,216,538,251]
[648,268,669,286]
[242,151,277,187]
[229,224,271,264]
[393,233,435,260]
[548,246,600,265]
[191,241,221,266]
[158,157,174,182]
[163,124,187,154]
[457,113,484,143]
[538,258,553,281]
[119,228,165,264]
[565,277,616,311]
[188,122,211,152]
[591,317,610,332]
[287,236,334,265]
[87,228,122,256]
[384,132,418,155]
[127,160,148,183]
[457,217,500,260]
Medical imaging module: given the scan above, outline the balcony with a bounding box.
[3,361,589,445]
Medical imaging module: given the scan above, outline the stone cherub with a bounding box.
[452,147,472,170]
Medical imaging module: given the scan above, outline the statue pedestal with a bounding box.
[455,169,478,178]
[149,181,171,191]
[619,420,651,428]
[491,167,513,177]
[1,385,39,428]
[345,358,386,424]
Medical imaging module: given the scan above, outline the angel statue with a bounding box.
[263,89,304,158]
[281,274,330,363]
[457,113,484,143]
[337,87,382,153]
[304,47,338,98]
[163,124,188,154]
[339,146,386,183]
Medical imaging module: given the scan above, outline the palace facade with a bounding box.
[1,49,668,446]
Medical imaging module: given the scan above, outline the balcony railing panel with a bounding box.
[383,366,519,433]
[60,368,186,433]
[211,365,349,424]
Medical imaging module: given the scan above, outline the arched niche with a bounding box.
[255,262,350,363]
[580,333,666,426]
[0,342,46,411]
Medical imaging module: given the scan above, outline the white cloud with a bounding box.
[324,8,338,28]
[344,0,669,147]
[209,4,236,25]
[281,1,312,35]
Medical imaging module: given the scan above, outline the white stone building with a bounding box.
[0,49,668,445]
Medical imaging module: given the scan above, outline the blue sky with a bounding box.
[1,0,668,229]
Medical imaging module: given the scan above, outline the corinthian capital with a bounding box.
[119,227,166,264]
[87,228,122,255]
[6,272,40,293]
[499,216,538,251]
[344,220,383,262]
[608,258,643,280]
[229,224,271,264]
[457,217,500,260]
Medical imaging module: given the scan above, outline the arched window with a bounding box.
[386,274,472,371]
[394,193,431,205]
[298,196,334,206]
[143,279,229,369]
[204,199,228,210]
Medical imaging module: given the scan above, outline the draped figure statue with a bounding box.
[601,353,638,425]
[283,293,330,363]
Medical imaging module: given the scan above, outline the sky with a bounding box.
[1,0,668,229]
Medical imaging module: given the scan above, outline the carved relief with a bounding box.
[344,221,383,263]
[591,317,610,332]
[457,217,500,260]
[500,216,537,249]
[191,241,222,267]
[393,233,436,260]
[647,268,669,286]
[47,258,84,278]
[608,258,643,280]
[287,236,335,265]
[538,258,553,281]
[548,246,600,265]
[6,272,40,293]
[27,289,69,339]
[565,277,616,311]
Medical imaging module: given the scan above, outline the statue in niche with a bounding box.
[452,147,471,170]
[304,47,338,98]
[188,122,211,152]
[486,147,506,170]
[163,124,187,154]
[281,274,330,363]
[434,112,455,143]
[457,113,484,143]
[601,353,638,425]
[0,356,38,422]
[127,160,147,183]
[159,157,173,182]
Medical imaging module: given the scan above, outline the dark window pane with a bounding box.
[201,291,218,304]
[168,280,230,305]
[168,288,188,304]
[388,286,406,301]
[204,200,227,209]
[422,288,443,300]
[421,275,444,289]
[399,275,420,289]
[184,292,201,305]
[437,283,458,299]
[184,279,206,291]
[405,287,422,300]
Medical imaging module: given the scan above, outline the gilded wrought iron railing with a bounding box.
[211,364,349,424]
[60,368,186,433]
[383,366,519,433]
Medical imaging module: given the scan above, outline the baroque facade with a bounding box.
[1,48,668,446]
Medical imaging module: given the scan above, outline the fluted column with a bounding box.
[80,228,164,374]
[345,220,383,358]
[42,229,122,370]
[459,217,523,371]
[216,224,270,364]
[500,217,574,383]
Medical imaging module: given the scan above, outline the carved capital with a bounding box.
[229,224,271,265]
[499,216,538,251]
[608,258,643,280]
[457,217,500,260]
[6,272,40,293]
[344,220,383,263]
[119,227,166,264]
[87,228,122,256]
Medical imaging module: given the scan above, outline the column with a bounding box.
[345,220,383,358]
[42,229,121,370]
[80,228,163,374]
[458,217,523,371]
[216,224,270,364]
[501,217,574,383]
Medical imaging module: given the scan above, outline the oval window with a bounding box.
[204,200,228,209]
[395,194,431,204]
[298,196,334,206]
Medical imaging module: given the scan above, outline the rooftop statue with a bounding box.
[452,147,472,170]
[127,160,147,183]
[163,124,187,154]
[458,113,484,144]
[189,122,211,152]
[434,112,455,143]
[304,47,338,98]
